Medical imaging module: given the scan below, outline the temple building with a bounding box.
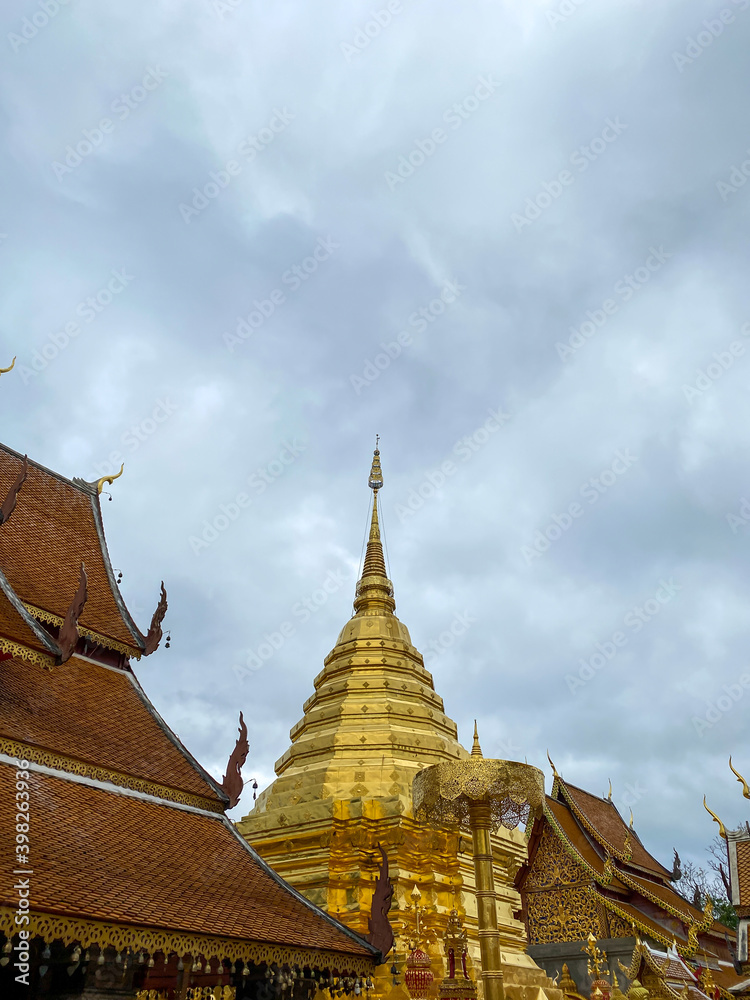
[0,436,382,998]
[238,449,560,1000]
[516,766,741,997]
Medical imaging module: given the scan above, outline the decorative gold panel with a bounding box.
[526,886,600,945]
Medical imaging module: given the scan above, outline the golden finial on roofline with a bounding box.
[703,796,727,839]
[608,779,613,801]
[0,357,16,375]
[96,463,124,495]
[547,750,559,778]
[729,757,750,799]
[471,721,483,758]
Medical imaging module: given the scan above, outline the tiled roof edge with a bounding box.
[126,669,230,807]
[0,441,94,495]
[0,564,61,657]
[89,492,146,651]
[223,817,382,960]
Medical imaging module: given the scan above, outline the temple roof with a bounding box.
[0,431,381,968]
[0,653,227,809]
[519,780,730,959]
[553,777,672,880]
[0,763,378,962]
[0,443,146,656]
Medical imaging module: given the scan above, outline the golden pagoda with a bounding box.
[238,448,560,1000]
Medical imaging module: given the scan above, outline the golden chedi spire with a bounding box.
[239,441,468,827]
[353,446,395,616]
[238,444,558,1000]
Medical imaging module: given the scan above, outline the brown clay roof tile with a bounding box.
[0,654,224,803]
[0,445,144,651]
[0,764,374,958]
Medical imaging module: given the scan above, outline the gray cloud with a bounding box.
[2,0,750,870]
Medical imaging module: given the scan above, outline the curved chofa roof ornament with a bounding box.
[729,756,750,799]
[58,563,88,664]
[143,582,168,655]
[702,796,727,839]
[96,462,124,496]
[221,712,249,809]
[0,357,16,375]
[366,844,394,960]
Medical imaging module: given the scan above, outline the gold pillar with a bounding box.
[469,800,504,1000]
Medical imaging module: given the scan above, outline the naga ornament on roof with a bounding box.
[0,357,16,375]
[0,455,28,526]
[58,563,88,664]
[366,844,394,959]
[221,711,249,808]
[143,582,168,655]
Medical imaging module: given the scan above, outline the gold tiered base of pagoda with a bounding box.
[239,797,562,1000]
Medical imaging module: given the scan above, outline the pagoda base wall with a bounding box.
[238,796,561,1000]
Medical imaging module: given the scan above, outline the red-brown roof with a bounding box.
[0,654,225,806]
[0,579,58,657]
[0,445,145,652]
[544,796,630,890]
[557,779,672,879]
[0,763,375,959]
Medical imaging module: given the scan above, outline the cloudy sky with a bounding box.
[2,0,750,874]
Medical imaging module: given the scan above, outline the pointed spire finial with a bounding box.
[354,444,394,615]
[607,779,612,802]
[471,720,483,758]
[0,357,16,376]
[547,750,559,778]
